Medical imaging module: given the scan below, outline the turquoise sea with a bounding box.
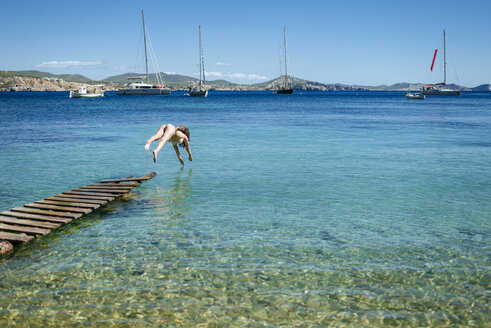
[0,91,490,326]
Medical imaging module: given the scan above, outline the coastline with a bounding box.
[0,76,366,92]
[2,71,489,92]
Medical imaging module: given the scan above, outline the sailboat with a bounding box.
[276,27,293,94]
[117,11,170,95]
[187,25,208,97]
[421,29,461,96]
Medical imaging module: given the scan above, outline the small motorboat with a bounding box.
[406,92,425,100]
[69,85,104,98]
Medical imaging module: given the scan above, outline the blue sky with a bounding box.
[1,0,490,86]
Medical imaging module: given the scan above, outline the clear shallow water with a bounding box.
[0,91,490,326]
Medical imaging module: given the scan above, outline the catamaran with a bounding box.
[187,25,208,97]
[276,27,293,94]
[118,11,170,96]
[421,29,461,96]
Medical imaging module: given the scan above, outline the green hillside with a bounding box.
[4,70,94,83]
[102,72,198,84]
[206,79,238,86]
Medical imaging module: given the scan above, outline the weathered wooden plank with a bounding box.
[36,200,101,209]
[100,172,156,183]
[10,207,81,219]
[62,191,116,199]
[0,215,60,229]
[83,184,135,189]
[24,203,92,214]
[92,182,140,187]
[0,231,34,243]
[52,194,112,202]
[0,223,50,235]
[100,177,150,183]
[1,211,71,224]
[73,188,128,194]
[0,171,157,256]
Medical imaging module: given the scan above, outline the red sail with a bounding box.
[430,49,438,72]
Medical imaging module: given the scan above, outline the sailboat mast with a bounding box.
[201,26,205,84]
[283,27,288,84]
[443,29,446,86]
[142,10,149,84]
[199,25,203,86]
[279,44,283,77]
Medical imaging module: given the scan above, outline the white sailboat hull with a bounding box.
[117,88,171,95]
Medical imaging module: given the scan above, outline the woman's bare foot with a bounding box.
[144,140,151,151]
[153,150,158,162]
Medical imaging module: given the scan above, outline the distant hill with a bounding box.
[471,84,491,92]
[357,82,472,92]
[1,70,490,92]
[6,70,94,83]
[206,79,238,86]
[253,76,367,91]
[0,71,91,91]
[102,72,242,89]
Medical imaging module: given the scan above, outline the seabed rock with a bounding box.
[0,240,14,255]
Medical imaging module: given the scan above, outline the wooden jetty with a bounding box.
[0,172,157,256]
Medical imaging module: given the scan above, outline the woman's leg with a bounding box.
[152,126,175,162]
[145,125,167,150]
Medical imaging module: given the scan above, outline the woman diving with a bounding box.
[144,124,193,165]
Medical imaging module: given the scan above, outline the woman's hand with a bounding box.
[173,145,184,165]
[188,154,193,162]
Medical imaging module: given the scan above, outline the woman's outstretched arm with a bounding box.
[183,137,193,161]
[175,131,193,162]
[173,145,184,165]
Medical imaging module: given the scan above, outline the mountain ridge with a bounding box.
[1,70,489,92]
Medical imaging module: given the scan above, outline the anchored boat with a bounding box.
[406,84,425,99]
[118,11,170,96]
[187,25,208,97]
[422,29,462,96]
[69,85,104,98]
[276,27,293,94]
[406,92,425,100]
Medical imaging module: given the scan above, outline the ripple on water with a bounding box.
[0,91,490,326]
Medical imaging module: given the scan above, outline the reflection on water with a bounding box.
[149,167,192,222]
[0,92,490,326]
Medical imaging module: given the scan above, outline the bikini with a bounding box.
[171,138,184,146]
[171,125,184,145]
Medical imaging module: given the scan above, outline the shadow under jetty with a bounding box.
[0,172,157,256]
